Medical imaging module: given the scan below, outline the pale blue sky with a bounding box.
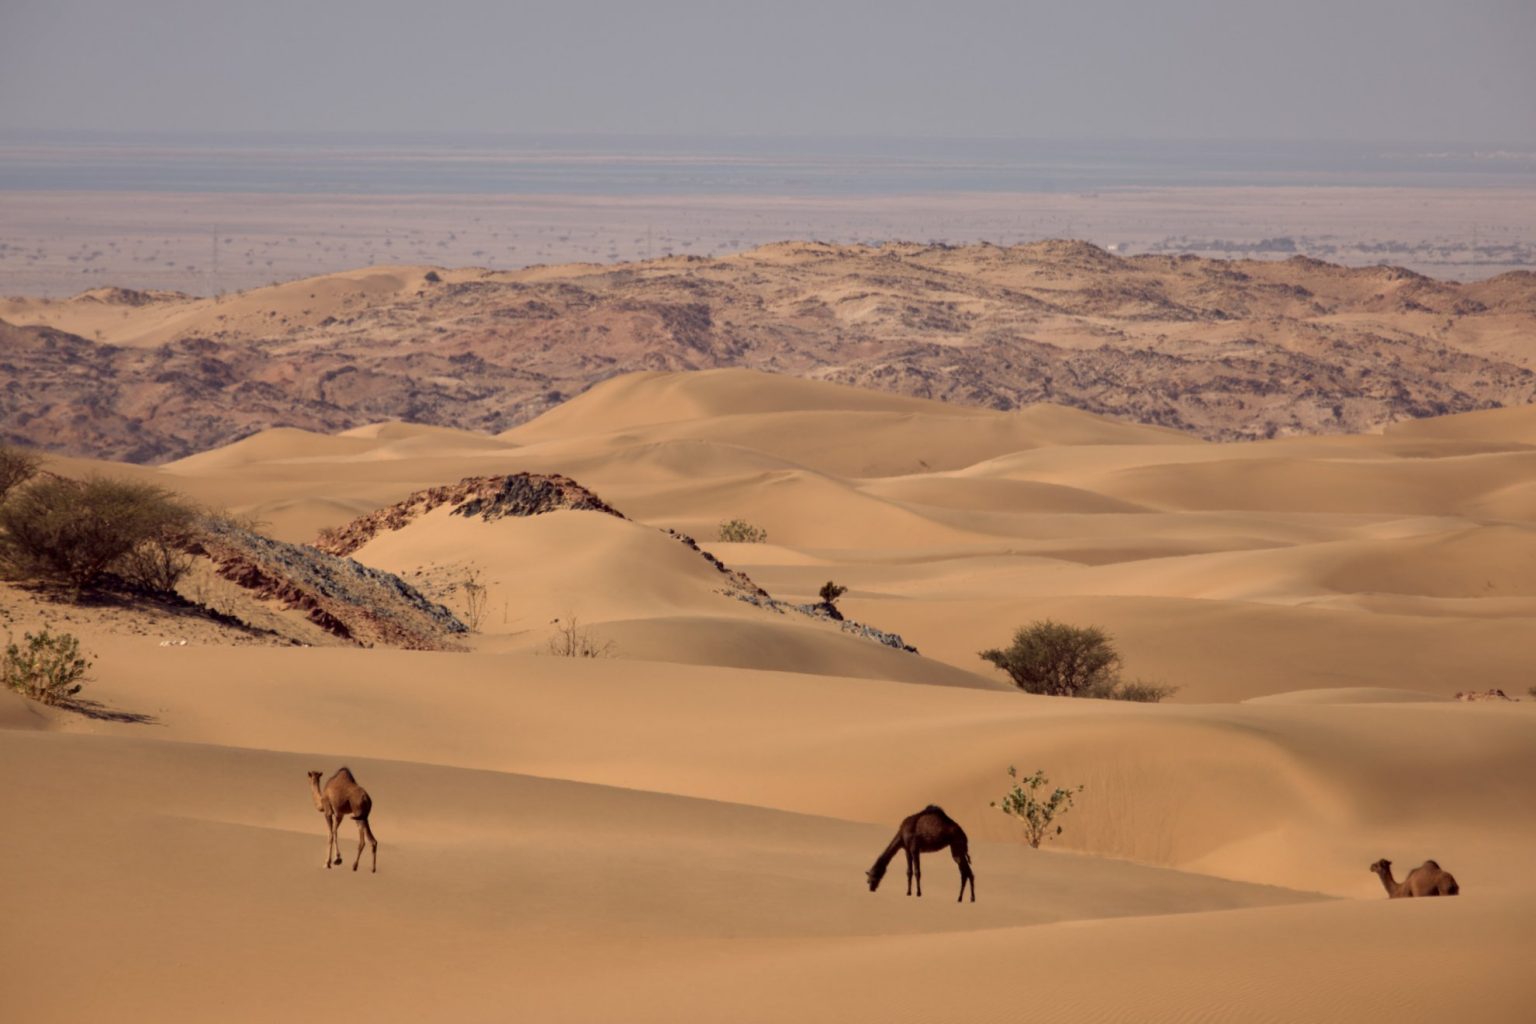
[1,0,1531,142]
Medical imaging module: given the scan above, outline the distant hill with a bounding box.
[3,241,1535,462]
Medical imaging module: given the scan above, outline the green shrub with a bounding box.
[0,475,198,598]
[991,766,1083,849]
[980,620,1177,701]
[718,518,767,543]
[3,629,91,706]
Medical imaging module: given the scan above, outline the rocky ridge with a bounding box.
[187,518,467,651]
[6,241,1536,462]
[315,473,624,557]
[318,472,919,653]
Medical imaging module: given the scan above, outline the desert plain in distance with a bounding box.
[3,354,1535,1021]
[4,183,1536,298]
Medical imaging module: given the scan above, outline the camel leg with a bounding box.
[904,848,914,896]
[361,818,378,873]
[913,850,922,898]
[353,817,378,873]
[324,810,339,868]
[329,814,344,867]
[955,853,975,903]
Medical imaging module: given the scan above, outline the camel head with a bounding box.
[866,863,887,892]
[1369,858,1392,878]
[307,770,329,813]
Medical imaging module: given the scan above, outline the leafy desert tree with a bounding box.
[0,475,198,599]
[979,620,1176,702]
[980,620,1123,697]
[992,766,1083,849]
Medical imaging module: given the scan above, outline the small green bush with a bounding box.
[718,518,767,543]
[0,475,198,598]
[3,629,91,706]
[991,766,1083,849]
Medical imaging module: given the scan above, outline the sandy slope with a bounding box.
[6,368,1536,1021]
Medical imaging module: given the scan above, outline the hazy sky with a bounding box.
[1,0,1532,143]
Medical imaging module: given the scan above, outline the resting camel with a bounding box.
[307,768,378,873]
[867,805,975,902]
[1369,858,1458,898]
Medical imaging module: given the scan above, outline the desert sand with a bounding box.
[3,368,1535,1022]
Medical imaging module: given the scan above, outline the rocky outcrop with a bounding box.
[728,589,919,654]
[13,242,1535,462]
[187,519,466,651]
[314,473,624,557]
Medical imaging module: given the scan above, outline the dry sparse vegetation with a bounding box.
[458,566,488,632]
[546,615,614,658]
[0,444,39,500]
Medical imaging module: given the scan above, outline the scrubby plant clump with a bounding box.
[992,766,1083,849]
[0,475,199,599]
[718,518,768,543]
[3,629,91,706]
[979,620,1176,702]
[546,615,615,658]
[0,444,39,501]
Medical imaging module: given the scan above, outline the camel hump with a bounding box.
[1421,859,1441,870]
[330,766,357,783]
[922,804,945,814]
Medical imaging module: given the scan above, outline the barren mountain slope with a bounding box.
[5,241,1536,462]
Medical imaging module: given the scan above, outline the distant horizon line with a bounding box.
[3,129,1532,152]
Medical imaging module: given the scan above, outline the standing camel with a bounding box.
[866,805,975,902]
[1369,858,1458,898]
[307,767,378,873]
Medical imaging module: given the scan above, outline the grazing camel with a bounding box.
[1369,858,1458,898]
[866,805,975,902]
[307,767,378,873]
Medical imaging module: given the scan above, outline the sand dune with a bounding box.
[7,367,1536,1021]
